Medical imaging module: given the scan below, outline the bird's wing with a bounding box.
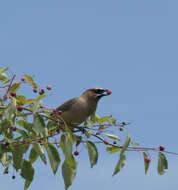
[57,97,78,113]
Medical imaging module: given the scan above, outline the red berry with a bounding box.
[21,77,25,82]
[159,145,165,151]
[5,142,10,146]
[119,127,123,131]
[39,89,45,95]
[10,91,16,97]
[3,94,8,100]
[11,125,17,131]
[17,106,23,112]
[33,88,38,93]
[46,85,52,90]
[103,140,109,145]
[58,110,62,114]
[107,89,112,95]
[145,157,151,163]
[74,150,79,156]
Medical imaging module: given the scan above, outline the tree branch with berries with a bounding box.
[0,67,177,190]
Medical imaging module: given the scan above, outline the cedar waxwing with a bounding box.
[53,88,112,126]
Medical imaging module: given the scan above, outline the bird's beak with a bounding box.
[99,89,112,97]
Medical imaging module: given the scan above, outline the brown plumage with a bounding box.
[54,88,111,126]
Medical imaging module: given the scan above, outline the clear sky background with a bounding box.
[0,0,178,190]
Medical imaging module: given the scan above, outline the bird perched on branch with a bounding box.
[52,88,112,126]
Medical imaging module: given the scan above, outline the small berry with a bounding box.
[4,170,9,174]
[107,89,112,95]
[103,140,109,145]
[21,77,25,82]
[5,142,10,146]
[74,150,79,156]
[3,94,8,101]
[17,106,23,112]
[58,110,62,114]
[12,175,16,179]
[56,129,60,133]
[145,157,151,163]
[122,122,126,125]
[11,125,17,131]
[159,145,165,151]
[39,89,45,95]
[46,85,52,90]
[113,141,117,144]
[10,91,16,97]
[119,127,123,131]
[33,88,38,93]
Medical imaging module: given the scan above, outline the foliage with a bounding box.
[0,67,174,189]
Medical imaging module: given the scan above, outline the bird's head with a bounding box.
[82,87,112,101]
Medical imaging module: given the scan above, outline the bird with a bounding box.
[52,87,112,126]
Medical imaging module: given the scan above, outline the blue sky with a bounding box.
[0,0,178,189]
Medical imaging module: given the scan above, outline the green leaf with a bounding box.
[20,160,34,188]
[86,119,94,129]
[87,141,98,168]
[59,134,73,161]
[32,143,47,165]
[0,73,7,81]
[143,152,150,174]
[0,153,12,167]
[120,135,130,155]
[157,152,168,175]
[131,141,139,146]
[0,67,8,73]
[112,153,126,176]
[62,158,77,190]
[105,134,121,141]
[97,116,110,124]
[17,120,33,132]
[45,144,61,175]
[29,147,39,164]
[24,74,37,89]
[33,114,46,134]
[107,117,117,126]
[12,145,24,171]
[37,94,49,102]
[24,180,32,190]
[25,98,38,104]
[106,146,121,154]
[5,98,17,124]
[9,83,21,92]
[0,144,11,154]
[15,95,26,105]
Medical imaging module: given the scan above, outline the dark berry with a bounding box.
[5,142,10,146]
[33,88,38,93]
[17,106,23,112]
[3,94,8,101]
[39,89,45,95]
[159,145,165,151]
[119,127,123,131]
[10,92,16,97]
[58,110,62,114]
[113,141,117,144]
[46,85,52,90]
[11,125,17,131]
[74,150,79,156]
[21,77,25,82]
[145,157,151,163]
[103,140,109,145]
[12,175,16,179]
[107,89,112,95]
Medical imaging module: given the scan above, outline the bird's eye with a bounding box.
[94,89,105,94]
